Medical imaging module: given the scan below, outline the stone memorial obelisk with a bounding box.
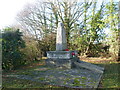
[46,22,104,73]
[56,22,67,51]
[45,22,104,88]
[46,22,75,68]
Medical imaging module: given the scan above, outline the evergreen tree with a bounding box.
[105,0,119,61]
[2,28,26,70]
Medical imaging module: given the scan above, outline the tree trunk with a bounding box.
[118,1,120,61]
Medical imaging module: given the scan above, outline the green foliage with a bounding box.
[2,28,26,70]
[104,1,119,61]
[16,0,119,58]
[38,33,56,56]
[21,38,41,63]
[70,2,105,56]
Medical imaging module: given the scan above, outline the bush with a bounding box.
[21,37,42,63]
[38,33,56,57]
[2,28,26,70]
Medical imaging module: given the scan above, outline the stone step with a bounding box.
[74,61,104,73]
[80,60,104,71]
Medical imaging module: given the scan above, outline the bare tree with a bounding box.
[17,0,87,48]
[47,0,85,47]
[17,2,55,40]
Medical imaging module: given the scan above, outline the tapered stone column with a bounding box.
[56,22,67,51]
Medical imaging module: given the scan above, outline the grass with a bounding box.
[2,77,61,88]
[73,78,86,87]
[79,57,120,88]
[100,63,120,88]
[2,57,120,89]
[2,60,63,89]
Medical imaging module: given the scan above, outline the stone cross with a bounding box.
[56,22,67,51]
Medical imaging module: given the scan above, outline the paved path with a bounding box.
[4,66,103,88]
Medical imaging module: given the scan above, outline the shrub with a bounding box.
[2,28,26,70]
[21,37,42,63]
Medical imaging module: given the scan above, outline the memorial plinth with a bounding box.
[47,51,77,59]
[46,51,77,68]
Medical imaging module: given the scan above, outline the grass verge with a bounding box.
[100,62,120,88]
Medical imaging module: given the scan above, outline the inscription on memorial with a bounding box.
[47,51,72,59]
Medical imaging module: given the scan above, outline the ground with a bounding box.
[2,57,120,89]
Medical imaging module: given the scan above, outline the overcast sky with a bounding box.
[0,0,36,29]
[0,0,119,30]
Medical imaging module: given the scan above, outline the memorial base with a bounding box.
[46,51,104,73]
[46,51,77,69]
[45,59,73,69]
